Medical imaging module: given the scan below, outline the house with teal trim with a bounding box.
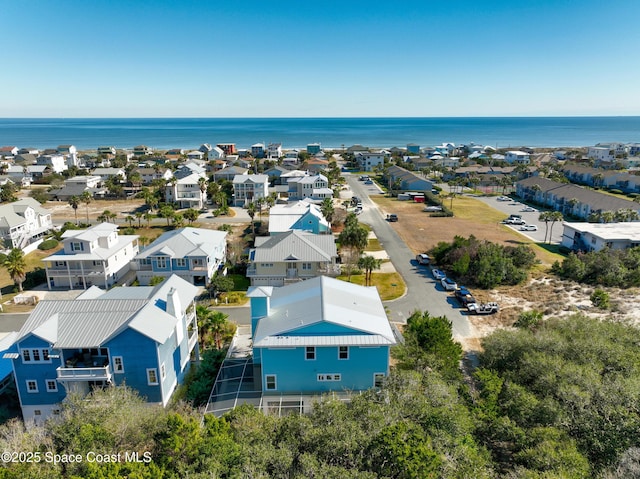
[3,275,199,426]
[134,227,227,286]
[247,276,396,413]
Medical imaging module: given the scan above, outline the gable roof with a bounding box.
[136,227,227,260]
[268,201,328,234]
[251,229,336,262]
[16,275,198,348]
[0,198,51,229]
[252,276,395,347]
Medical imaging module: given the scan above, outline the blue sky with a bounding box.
[2,0,639,117]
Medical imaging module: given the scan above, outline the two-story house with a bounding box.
[44,223,139,290]
[36,154,67,174]
[505,151,531,165]
[3,274,199,426]
[287,174,332,201]
[268,201,330,235]
[232,174,269,207]
[356,151,386,171]
[247,229,339,286]
[133,145,152,157]
[134,227,227,286]
[247,276,396,413]
[0,198,53,253]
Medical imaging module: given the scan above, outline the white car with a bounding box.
[424,206,443,212]
[521,206,538,212]
[431,268,446,280]
[416,253,430,265]
[520,224,538,231]
[497,196,510,201]
[441,277,458,291]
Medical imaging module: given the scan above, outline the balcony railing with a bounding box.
[57,365,112,382]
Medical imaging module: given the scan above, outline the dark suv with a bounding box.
[454,286,476,306]
[387,214,398,222]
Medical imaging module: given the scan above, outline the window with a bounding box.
[305,346,316,360]
[338,346,349,360]
[260,263,273,268]
[317,373,341,382]
[34,410,41,416]
[54,260,66,267]
[265,374,277,390]
[302,262,312,270]
[147,368,159,385]
[175,258,187,268]
[26,380,38,393]
[71,242,84,251]
[113,356,124,373]
[21,349,50,364]
[42,349,49,361]
[46,380,58,392]
[161,363,166,379]
[374,373,385,388]
[157,257,167,268]
[22,350,30,362]
[32,349,40,361]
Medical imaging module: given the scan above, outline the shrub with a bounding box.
[38,239,59,250]
[590,288,610,309]
[609,189,624,195]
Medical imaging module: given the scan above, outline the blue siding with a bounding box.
[171,258,190,271]
[13,336,66,406]
[260,345,389,393]
[250,297,269,338]
[106,329,162,403]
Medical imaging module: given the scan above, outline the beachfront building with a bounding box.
[133,227,227,286]
[247,229,339,286]
[208,146,225,161]
[232,174,269,207]
[561,222,640,252]
[217,143,237,155]
[505,151,531,165]
[267,143,282,159]
[44,223,139,290]
[267,201,330,235]
[57,145,78,168]
[247,276,396,412]
[0,198,53,253]
[306,143,322,155]
[36,154,67,174]
[133,145,152,157]
[251,143,265,158]
[4,274,199,426]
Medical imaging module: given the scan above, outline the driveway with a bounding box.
[345,174,475,340]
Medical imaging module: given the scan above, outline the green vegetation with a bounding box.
[37,238,59,250]
[337,272,405,300]
[552,246,640,287]
[430,235,537,288]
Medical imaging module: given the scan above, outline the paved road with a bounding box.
[346,174,474,340]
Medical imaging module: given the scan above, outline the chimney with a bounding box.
[166,287,181,318]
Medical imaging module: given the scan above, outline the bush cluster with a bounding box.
[431,235,537,288]
[37,239,58,250]
[552,246,640,287]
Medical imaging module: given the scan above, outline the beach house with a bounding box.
[3,274,199,426]
[0,198,53,253]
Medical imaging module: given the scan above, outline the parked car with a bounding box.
[364,180,374,185]
[497,196,511,201]
[424,205,443,212]
[416,253,430,265]
[521,206,538,212]
[467,302,500,314]
[387,214,398,222]
[359,175,370,181]
[441,277,458,291]
[454,287,476,306]
[431,268,446,280]
[520,224,538,231]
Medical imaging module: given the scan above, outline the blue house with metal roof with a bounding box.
[247,276,396,412]
[3,275,199,426]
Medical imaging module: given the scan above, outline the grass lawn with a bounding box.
[337,272,405,301]
[366,237,383,251]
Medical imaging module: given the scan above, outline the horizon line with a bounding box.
[2,115,640,120]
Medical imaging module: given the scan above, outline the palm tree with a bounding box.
[97,210,112,223]
[2,248,27,292]
[539,211,552,243]
[255,197,264,221]
[80,191,92,224]
[68,196,80,224]
[144,212,153,227]
[320,197,335,223]
[357,255,382,286]
[547,211,564,244]
[135,211,143,228]
[198,177,207,207]
[125,215,135,227]
[247,202,257,235]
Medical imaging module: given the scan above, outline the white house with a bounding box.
[267,143,283,159]
[505,151,531,165]
[208,146,225,161]
[0,198,53,253]
[58,145,78,168]
[356,152,386,171]
[232,174,269,207]
[165,173,207,209]
[44,223,139,290]
[36,154,67,174]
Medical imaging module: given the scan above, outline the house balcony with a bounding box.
[47,267,106,276]
[57,364,112,383]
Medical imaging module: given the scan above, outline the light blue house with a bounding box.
[3,275,199,426]
[134,227,227,286]
[247,276,396,412]
[267,200,330,235]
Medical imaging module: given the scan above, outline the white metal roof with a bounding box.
[253,276,395,347]
[252,230,337,262]
[135,227,226,260]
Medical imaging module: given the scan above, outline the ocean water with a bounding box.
[0,117,639,151]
